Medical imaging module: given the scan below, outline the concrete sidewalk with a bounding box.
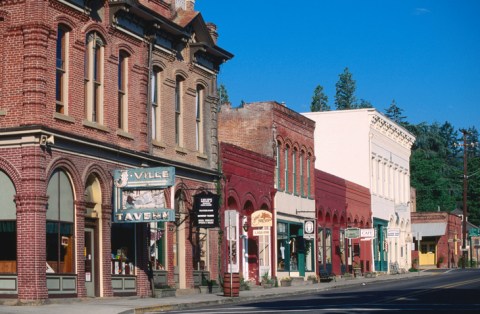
[0,271,432,314]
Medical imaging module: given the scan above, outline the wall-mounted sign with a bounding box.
[361,228,375,238]
[387,228,400,238]
[345,228,361,239]
[113,167,175,223]
[192,192,219,228]
[251,210,273,227]
[304,220,315,239]
[253,229,270,236]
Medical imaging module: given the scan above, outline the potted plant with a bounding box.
[280,276,292,287]
[261,272,275,288]
[437,256,444,268]
[307,274,318,284]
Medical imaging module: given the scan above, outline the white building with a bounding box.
[303,109,416,273]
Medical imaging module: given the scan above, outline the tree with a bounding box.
[334,67,357,110]
[217,84,230,105]
[358,99,373,108]
[384,100,406,125]
[310,85,330,112]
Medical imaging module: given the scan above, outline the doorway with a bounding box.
[85,228,96,297]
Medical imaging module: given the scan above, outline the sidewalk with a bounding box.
[0,271,433,314]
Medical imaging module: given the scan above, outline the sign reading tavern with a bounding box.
[113,167,175,223]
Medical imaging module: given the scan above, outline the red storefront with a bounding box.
[220,143,275,284]
[315,170,372,276]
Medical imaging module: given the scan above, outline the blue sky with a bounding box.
[196,0,480,131]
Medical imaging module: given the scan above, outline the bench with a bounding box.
[319,270,335,282]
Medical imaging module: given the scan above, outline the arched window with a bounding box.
[46,169,75,274]
[118,50,129,131]
[151,67,162,141]
[0,171,16,273]
[195,85,204,153]
[56,25,69,114]
[85,32,104,124]
[175,76,184,146]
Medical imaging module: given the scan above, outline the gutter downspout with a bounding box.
[147,34,155,155]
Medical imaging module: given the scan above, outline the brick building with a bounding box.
[0,0,231,301]
[411,212,462,268]
[219,101,316,281]
[315,170,372,276]
[220,142,275,284]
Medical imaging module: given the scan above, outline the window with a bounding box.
[275,143,281,189]
[317,227,324,270]
[325,228,332,267]
[111,223,135,275]
[300,152,304,197]
[284,146,289,192]
[0,171,16,273]
[307,157,311,197]
[56,25,69,114]
[195,85,204,152]
[46,169,75,274]
[150,222,166,270]
[151,68,161,141]
[292,149,297,195]
[118,50,129,130]
[192,227,208,270]
[277,222,288,271]
[175,76,184,146]
[84,32,104,124]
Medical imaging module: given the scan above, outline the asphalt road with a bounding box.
[161,269,480,313]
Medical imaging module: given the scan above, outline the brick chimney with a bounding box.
[186,0,195,11]
[173,0,194,11]
[206,22,218,44]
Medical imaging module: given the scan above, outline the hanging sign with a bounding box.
[113,167,175,223]
[387,228,400,238]
[304,220,315,239]
[251,210,273,227]
[192,192,220,228]
[345,228,361,239]
[361,228,375,239]
[253,229,270,236]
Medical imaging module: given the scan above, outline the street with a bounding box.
[161,269,480,313]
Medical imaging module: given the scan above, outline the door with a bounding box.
[85,228,95,297]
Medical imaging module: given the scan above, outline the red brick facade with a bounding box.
[0,0,231,301]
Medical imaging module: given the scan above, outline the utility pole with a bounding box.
[462,129,468,269]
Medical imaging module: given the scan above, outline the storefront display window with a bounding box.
[325,228,332,272]
[111,223,135,275]
[317,227,324,270]
[305,239,314,272]
[0,171,16,273]
[193,227,208,270]
[277,222,288,271]
[46,169,74,274]
[150,222,165,270]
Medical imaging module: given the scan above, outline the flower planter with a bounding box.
[280,280,292,287]
[154,288,177,298]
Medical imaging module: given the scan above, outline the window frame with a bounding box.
[118,50,129,131]
[56,25,69,114]
[84,32,104,124]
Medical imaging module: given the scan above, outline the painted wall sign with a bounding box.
[113,167,175,223]
[253,229,271,236]
[251,210,273,227]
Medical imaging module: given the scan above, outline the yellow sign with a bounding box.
[251,210,273,227]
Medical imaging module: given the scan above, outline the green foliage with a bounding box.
[335,67,357,110]
[310,85,330,112]
[217,84,230,106]
[384,99,406,125]
[358,99,373,108]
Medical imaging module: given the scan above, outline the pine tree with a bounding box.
[217,84,230,105]
[384,100,406,124]
[310,85,330,112]
[334,67,357,110]
[358,99,373,108]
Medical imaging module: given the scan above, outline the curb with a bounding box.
[132,272,431,314]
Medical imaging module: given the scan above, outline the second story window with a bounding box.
[118,51,128,131]
[284,146,289,192]
[175,76,184,146]
[300,152,304,197]
[292,148,297,195]
[151,68,162,141]
[84,32,104,124]
[307,156,311,198]
[195,85,204,153]
[56,25,69,114]
[275,143,281,189]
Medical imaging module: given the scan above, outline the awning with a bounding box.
[412,223,447,237]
